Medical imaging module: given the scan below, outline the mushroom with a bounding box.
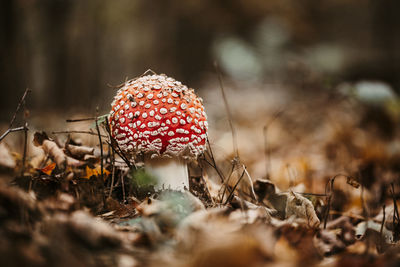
[109,74,208,191]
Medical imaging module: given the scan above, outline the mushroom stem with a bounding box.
[145,157,189,191]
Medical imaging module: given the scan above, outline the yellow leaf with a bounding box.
[82,165,110,180]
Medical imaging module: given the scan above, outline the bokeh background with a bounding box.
[1,0,399,120]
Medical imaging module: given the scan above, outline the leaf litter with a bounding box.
[0,82,400,266]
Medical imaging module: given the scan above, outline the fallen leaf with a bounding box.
[82,165,110,180]
[37,162,56,175]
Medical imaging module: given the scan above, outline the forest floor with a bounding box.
[0,80,399,267]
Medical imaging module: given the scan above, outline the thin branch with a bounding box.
[0,126,27,142]
[52,130,108,138]
[142,69,157,76]
[205,137,225,183]
[263,110,283,179]
[224,168,246,205]
[380,204,386,235]
[66,117,96,122]
[121,171,126,203]
[323,174,352,229]
[21,122,28,176]
[109,148,116,199]
[95,111,105,209]
[9,88,31,128]
[214,61,239,159]
[103,118,133,169]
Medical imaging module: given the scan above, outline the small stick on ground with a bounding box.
[323,174,351,229]
[95,110,106,209]
[390,183,399,240]
[109,148,116,199]
[66,117,97,122]
[224,168,246,205]
[380,204,386,235]
[52,130,108,138]
[263,110,283,179]
[21,122,28,176]
[121,172,126,203]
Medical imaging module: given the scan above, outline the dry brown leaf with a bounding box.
[285,191,320,228]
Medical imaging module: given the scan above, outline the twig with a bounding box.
[263,110,283,179]
[0,126,27,142]
[95,111,106,209]
[66,117,96,122]
[21,122,28,176]
[9,88,31,128]
[52,130,108,138]
[103,119,133,169]
[214,61,239,159]
[142,69,157,76]
[296,192,327,197]
[109,147,116,199]
[390,183,399,240]
[323,174,352,229]
[220,163,236,203]
[243,166,257,201]
[224,168,246,205]
[380,204,386,235]
[205,137,225,183]
[121,171,126,203]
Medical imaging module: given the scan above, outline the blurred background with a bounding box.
[1,0,399,119]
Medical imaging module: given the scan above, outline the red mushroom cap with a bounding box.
[109,74,208,159]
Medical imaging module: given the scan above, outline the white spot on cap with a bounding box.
[172,117,178,124]
[137,93,144,98]
[149,110,155,116]
[147,94,153,99]
[139,101,145,106]
[180,103,187,110]
[160,108,168,114]
[125,104,130,110]
[134,111,140,117]
[128,112,133,119]
[145,103,151,109]
[176,111,182,115]
[137,120,141,126]
[120,117,125,123]
[153,100,159,105]
[142,113,148,118]
[180,119,186,125]
[131,102,137,107]
[168,131,174,136]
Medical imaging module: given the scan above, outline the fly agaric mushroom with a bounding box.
[109,74,208,191]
